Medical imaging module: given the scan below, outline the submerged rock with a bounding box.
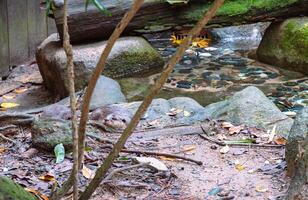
[204,86,293,137]
[257,17,308,75]
[0,176,36,200]
[36,34,164,98]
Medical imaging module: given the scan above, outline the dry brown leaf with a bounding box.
[228,125,243,135]
[38,173,55,182]
[82,165,94,179]
[222,122,234,129]
[159,156,176,161]
[235,164,245,171]
[14,87,28,94]
[2,94,16,100]
[182,145,196,152]
[274,137,287,145]
[0,147,6,153]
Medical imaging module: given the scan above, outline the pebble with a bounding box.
[183,59,192,65]
[259,73,268,78]
[204,47,218,51]
[199,52,212,57]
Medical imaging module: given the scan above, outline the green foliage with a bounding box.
[185,0,299,20]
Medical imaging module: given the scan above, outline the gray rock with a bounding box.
[31,118,73,151]
[204,86,293,137]
[257,17,308,75]
[0,176,36,200]
[90,75,126,110]
[286,110,308,198]
[36,34,164,97]
[285,107,308,176]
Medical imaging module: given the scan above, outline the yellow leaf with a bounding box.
[14,88,28,94]
[2,94,16,100]
[0,102,19,109]
[275,137,287,145]
[39,173,55,182]
[235,164,245,171]
[0,147,6,153]
[256,185,268,193]
[220,145,230,154]
[159,156,176,161]
[82,165,94,179]
[183,145,196,152]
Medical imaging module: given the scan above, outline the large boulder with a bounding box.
[257,17,308,75]
[285,111,308,200]
[0,176,36,200]
[204,86,293,137]
[36,34,164,98]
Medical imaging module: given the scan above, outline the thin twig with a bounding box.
[0,125,17,132]
[103,163,148,182]
[121,149,203,165]
[0,133,16,144]
[86,132,114,144]
[199,126,284,148]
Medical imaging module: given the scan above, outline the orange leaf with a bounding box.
[182,145,196,152]
[39,173,55,182]
[0,147,6,153]
[159,156,176,161]
[275,137,287,145]
[14,87,28,94]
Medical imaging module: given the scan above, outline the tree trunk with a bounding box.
[52,0,308,43]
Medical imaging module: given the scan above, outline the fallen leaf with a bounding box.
[220,145,230,154]
[235,164,245,171]
[268,125,277,143]
[134,157,168,171]
[54,143,65,164]
[0,147,6,153]
[14,87,28,94]
[159,156,176,161]
[25,188,49,200]
[25,188,39,195]
[228,125,243,135]
[39,173,55,182]
[217,134,227,141]
[222,122,234,129]
[256,185,268,193]
[148,119,160,126]
[182,145,196,152]
[274,137,287,145]
[82,165,95,179]
[0,102,19,109]
[2,94,16,100]
[183,110,191,117]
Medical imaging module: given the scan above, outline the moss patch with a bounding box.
[0,177,37,200]
[185,0,299,20]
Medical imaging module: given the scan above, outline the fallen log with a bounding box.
[52,0,308,43]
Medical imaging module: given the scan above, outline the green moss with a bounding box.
[0,177,37,200]
[185,0,299,21]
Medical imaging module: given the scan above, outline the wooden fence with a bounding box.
[0,0,57,77]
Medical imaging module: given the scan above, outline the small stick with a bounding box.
[121,149,203,165]
[86,132,114,144]
[0,133,16,144]
[0,125,17,132]
[103,163,148,182]
[199,126,284,148]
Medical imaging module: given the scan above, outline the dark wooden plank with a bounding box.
[7,0,29,65]
[0,0,10,77]
[27,0,47,58]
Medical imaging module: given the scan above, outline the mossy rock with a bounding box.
[257,17,308,75]
[31,117,73,152]
[0,176,37,200]
[36,35,164,98]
